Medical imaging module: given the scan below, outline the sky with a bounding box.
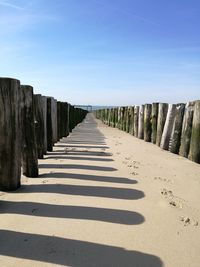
[0,0,200,105]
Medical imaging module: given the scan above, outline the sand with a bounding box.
[0,113,200,267]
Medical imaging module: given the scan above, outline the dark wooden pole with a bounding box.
[144,104,152,142]
[169,103,185,154]
[133,106,139,137]
[42,96,47,154]
[129,106,134,135]
[57,101,61,140]
[47,97,53,152]
[51,98,58,144]
[151,103,159,144]
[0,78,21,191]
[188,101,200,163]
[21,85,38,177]
[33,94,44,159]
[117,107,122,129]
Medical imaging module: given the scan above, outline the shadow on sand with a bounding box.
[0,201,144,225]
[0,230,163,267]
[39,172,137,184]
[16,183,144,200]
[39,163,117,172]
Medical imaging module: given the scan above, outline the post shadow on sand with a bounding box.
[63,118,108,146]
[39,164,117,172]
[44,156,114,162]
[55,144,109,149]
[0,200,144,225]
[65,140,107,145]
[0,230,163,267]
[39,172,137,185]
[16,184,144,200]
[64,151,112,157]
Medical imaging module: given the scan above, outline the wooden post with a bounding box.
[138,105,144,139]
[117,107,122,129]
[21,85,38,177]
[42,96,47,154]
[169,103,185,154]
[33,94,44,159]
[129,106,134,135]
[57,101,61,140]
[51,98,58,144]
[188,101,200,163]
[179,102,195,158]
[160,104,176,150]
[47,97,53,152]
[124,107,128,131]
[108,109,111,126]
[151,103,159,144]
[156,103,168,146]
[0,78,21,191]
[134,106,139,137]
[125,107,130,132]
[144,104,152,142]
[66,102,70,136]
[114,108,118,127]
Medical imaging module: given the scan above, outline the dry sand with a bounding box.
[0,113,200,267]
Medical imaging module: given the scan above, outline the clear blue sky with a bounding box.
[0,0,200,105]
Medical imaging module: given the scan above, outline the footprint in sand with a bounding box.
[179,216,198,227]
[130,172,138,176]
[154,177,172,183]
[161,188,186,209]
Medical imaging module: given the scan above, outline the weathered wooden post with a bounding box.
[169,103,185,154]
[0,78,21,190]
[138,105,144,139]
[156,103,168,146]
[33,94,44,159]
[179,102,195,158]
[21,85,38,177]
[114,108,118,127]
[111,108,115,127]
[108,109,111,126]
[47,97,53,151]
[57,101,61,140]
[60,102,65,138]
[160,104,176,150]
[134,106,139,137]
[188,101,200,163]
[42,96,47,154]
[144,104,152,142]
[129,106,134,135]
[125,107,130,132]
[51,98,58,144]
[66,102,70,136]
[151,103,159,144]
[117,107,122,129]
[69,104,74,132]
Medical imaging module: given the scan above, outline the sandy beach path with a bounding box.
[0,113,200,267]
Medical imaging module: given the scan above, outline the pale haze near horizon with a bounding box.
[0,0,200,106]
